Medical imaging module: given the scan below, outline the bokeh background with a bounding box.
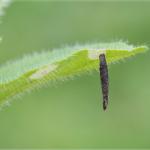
[0,0,150,148]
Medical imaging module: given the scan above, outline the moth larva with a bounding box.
[99,53,109,111]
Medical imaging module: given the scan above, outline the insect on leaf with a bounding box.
[0,41,148,108]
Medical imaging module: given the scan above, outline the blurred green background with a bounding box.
[0,0,150,148]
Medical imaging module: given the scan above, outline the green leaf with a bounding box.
[0,41,148,107]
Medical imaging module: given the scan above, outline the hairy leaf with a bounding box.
[0,42,148,107]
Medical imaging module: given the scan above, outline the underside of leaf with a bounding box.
[0,42,148,107]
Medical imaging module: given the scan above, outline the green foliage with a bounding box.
[0,0,11,18]
[0,0,11,44]
[0,42,148,107]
